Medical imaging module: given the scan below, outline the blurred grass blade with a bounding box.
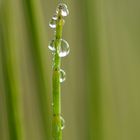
[23,0,51,139]
[0,1,24,140]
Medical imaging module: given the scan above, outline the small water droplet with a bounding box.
[52,13,58,20]
[48,39,56,51]
[60,69,66,83]
[59,39,70,57]
[49,19,57,28]
[56,3,69,17]
[60,116,65,130]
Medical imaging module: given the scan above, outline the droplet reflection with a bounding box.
[60,69,66,83]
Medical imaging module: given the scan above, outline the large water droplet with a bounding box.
[48,39,56,51]
[48,39,70,57]
[60,116,65,130]
[56,3,69,17]
[60,69,66,83]
[59,39,70,57]
[49,19,56,28]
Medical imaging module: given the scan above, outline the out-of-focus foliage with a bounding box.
[0,0,140,140]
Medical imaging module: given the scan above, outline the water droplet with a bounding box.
[49,19,56,28]
[60,69,66,83]
[52,102,54,106]
[59,39,70,57]
[52,13,58,20]
[48,39,70,57]
[60,116,65,130]
[56,3,69,17]
[48,39,56,51]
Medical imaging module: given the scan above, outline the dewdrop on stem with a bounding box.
[60,69,66,83]
[56,3,69,17]
[59,39,70,57]
[52,13,58,20]
[49,19,57,28]
[60,116,65,130]
[48,39,56,51]
[48,39,70,57]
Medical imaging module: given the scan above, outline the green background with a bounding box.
[0,0,140,140]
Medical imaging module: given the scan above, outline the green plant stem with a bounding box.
[52,14,63,140]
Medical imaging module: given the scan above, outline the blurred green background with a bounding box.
[0,0,140,140]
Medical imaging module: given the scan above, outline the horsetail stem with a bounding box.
[48,3,69,140]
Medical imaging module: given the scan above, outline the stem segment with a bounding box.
[52,14,63,140]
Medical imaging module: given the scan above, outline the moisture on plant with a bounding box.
[48,2,69,140]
